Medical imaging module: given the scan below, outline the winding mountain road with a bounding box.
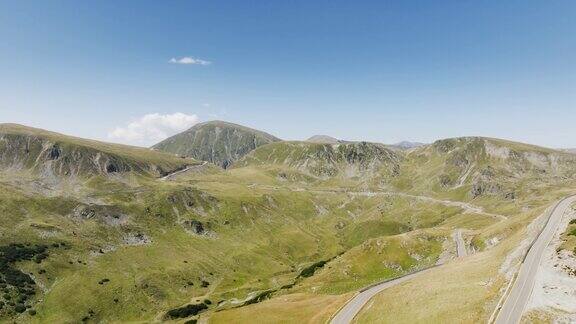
[330,229,469,324]
[330,195,576,324]
[242,184,513,323]
[246,184,507,221]
[330,267,437,324]
[346,191,507,220]
[494,195,576,324]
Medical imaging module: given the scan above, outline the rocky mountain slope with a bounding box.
[394,137,576,201]
[152,120,281,168]
[236,141,401,179]
[0,124,194,178]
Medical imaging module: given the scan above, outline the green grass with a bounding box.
[1,129,576,322]
[293,229,445,294]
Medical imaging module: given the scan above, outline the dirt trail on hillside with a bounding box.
[352,191,507,221]
[250,184,508,220]
[159,161,208,181]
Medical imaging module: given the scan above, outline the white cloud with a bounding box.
[108,112,199,146]
[169,56,211,65]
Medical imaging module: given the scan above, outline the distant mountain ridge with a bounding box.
[152,120,281,168]
[305,137,426,150]
[391,141,426,150]
[306,135,341,144]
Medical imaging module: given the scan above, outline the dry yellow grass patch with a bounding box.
[209,293,353,324]
[353,251,505,323]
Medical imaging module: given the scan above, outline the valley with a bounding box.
[0,121,575,323]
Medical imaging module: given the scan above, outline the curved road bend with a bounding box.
[330,196,575,324]
[495,195,576,324]
[330,267,436,324]
[331,228,468,324]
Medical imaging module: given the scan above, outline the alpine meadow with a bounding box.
[2,1,576,323]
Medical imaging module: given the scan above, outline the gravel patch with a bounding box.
[526,206,576,321]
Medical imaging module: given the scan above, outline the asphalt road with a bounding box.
[495,195,576,324]
[329,267,436,324]
[330,229,468,324]
[454,229,468,258]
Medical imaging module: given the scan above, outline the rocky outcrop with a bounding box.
[72,204,128,226]
[182,219,207,235]
[470,180,502,198]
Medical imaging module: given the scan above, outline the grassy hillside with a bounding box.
[209,137,576,323]
[236,141,401,183]
[0,126,575,323]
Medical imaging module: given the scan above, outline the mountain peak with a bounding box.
[153,120,281,168]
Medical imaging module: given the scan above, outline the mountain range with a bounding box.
[0,120,574,323]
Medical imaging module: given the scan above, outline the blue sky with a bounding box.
[1,1,575,147]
